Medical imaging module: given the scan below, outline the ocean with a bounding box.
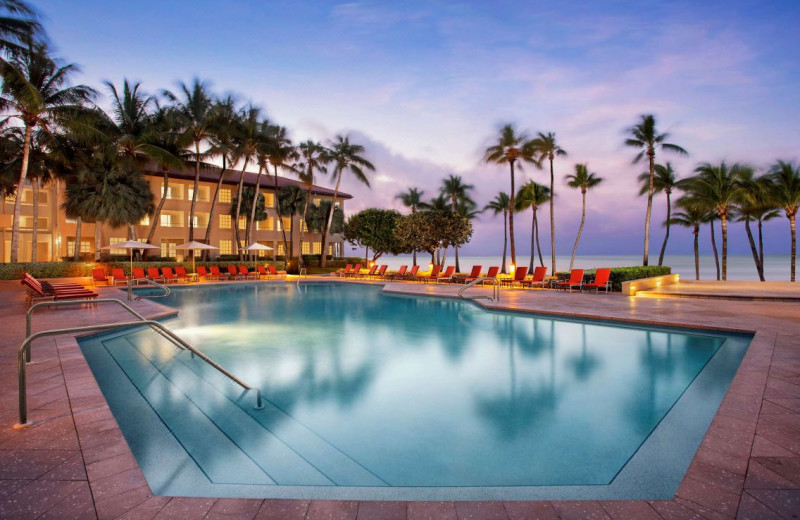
[372,253,795,282]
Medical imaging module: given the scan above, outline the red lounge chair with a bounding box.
[481,266,500,285]
[359,265,378,278]
[23,273,84,291]
[373,265,388,278]
[338,264,353,277]
[175,266,188,281]
[161,267,178,284]
[582,268,611,293]
[91,268,109,286]
[520,266,548,289]
[21,277,98,307]
[554,269,584,292]
[210,266,227,280]
[458,265,483,284]
[111,268,129,286]
[386,265,407,279]
[347,264,362,278]
[503,266,529,287]
[436,265,457,283]
[147,267,165,283]
[227,265,241,279]
[132,268,147,284]
[267,265,282,278]
[422,265,442,283]
[239,265,257,279]
[405,265,420,281]
[197,266,214,281]
[257,265,269,279]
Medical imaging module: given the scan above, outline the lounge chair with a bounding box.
[267,265,286,278]
[227,265,242,279]
[554,269,584,292]
[436,265,457,283]
[132,268,147,284]
[147,267,165,283]
[161,267,179,284]
[91,268,109,286]
[373,265,388,279]
[257,265,270,279]
[422,265,442,283]
[358,265,378,278]
[337,264,353,277]
[501,266,529,288]
[457,265,483,284]
[346,264,362,278]
[520,266,548,289]
[111,268,129,286]
[209,266,227,280]
[21,276,98,307]
[582,268,611,293]
[197,266,214,281]
[175,266,189,282]
[239,265,257,279]
[23,273,85,291]
[385,265,407,280]
[481,266,500,285]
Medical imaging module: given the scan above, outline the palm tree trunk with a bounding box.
[658,190,671,266]
[73,217,82,261]
[693,227,699,280]
[721,213,728,281]
[508,160,517,266]
[501,211,508,274]
[94,220,102,261]
[275,166,290,263]
[10,123,32,263]
[549,156,556,275]
[321,166,343,268]
[146,170,169,250]
[529,206,535,273]
[744,219,765,281]
[204,159,227,260]
[189,141,201,242]
[233,160,249,258]
[569,191,587,271]
[758,218,765,274]
[710,218,720,280]
[535,209,545,267]
[642,150,655,266]
[248,165,265,245]
[31,177,39,262]
[790,214,796,283]
[298,185,312,268]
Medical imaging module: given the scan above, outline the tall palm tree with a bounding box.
[687,162,746,280]
[0,0,41,54]
[530,132,566,274]
[566,164,603,271]
[440,174,475,272]
[638,162,678,266]
[277,185,306,262]
[484,124,539,267]
[265,125,297,261]
[395,187,424,266]
[247,120,275,249]
[767,160,800,282]
[321,135,374,267]
[202,95,237,258]
[624,114,687,266]
[736,169,779,281]
[0,43,96,262]
[515,180,551,272]
[668,197,706,280]
[297,140,330,268]
[228,105,262,256]
[484,192,511,273]
[163,78,217,242]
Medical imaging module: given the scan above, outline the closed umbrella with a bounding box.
[243,243,273,271]
[175,241,219,276]
[100,240,159,274]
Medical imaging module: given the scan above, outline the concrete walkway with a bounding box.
[636,280,800,302]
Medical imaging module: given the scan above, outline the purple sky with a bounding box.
[37,1,800,256]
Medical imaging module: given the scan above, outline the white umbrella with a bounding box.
[175,241,219,275]
[243,243,273,271]
[100,240,159,273]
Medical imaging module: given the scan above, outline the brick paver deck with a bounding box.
[1,277,799,519]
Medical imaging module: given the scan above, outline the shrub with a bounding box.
[0,261,95,280]
[554,266,671,291]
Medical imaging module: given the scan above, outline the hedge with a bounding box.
[554,266,671,291]
[0,260,286,280]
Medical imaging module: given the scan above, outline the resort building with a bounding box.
[0,165,351,262]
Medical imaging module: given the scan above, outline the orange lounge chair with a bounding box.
[481,266,500,285]
[210,266,227,280]
[554,269,584,292]
[91,268,109,286]
[239,265,257,279]
[405,265,420,281]
[359,265,378,278]
[520,266,548,289]
[257,265,270,279]
[197,266,214,281]
[132,268,147,284]
[373,265,388,278]
[147,267,165,283]
[386,265,407,279]
[337,264,353,277]
[227,265,241,279]
[422,265,442,283]
[502,266,529,287]
[175,266,189,282]
[111,268,129,286]
[436,265,457,283]
[582,268,611,293]
[346,264,362,278]
[21,276,98,307]
[23,273,84,291]
[161,267,178,284]
[457,265,483,284]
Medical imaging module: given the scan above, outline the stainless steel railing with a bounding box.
[127,278,170,301]
[457,276,501,302]
[297,267,307,287]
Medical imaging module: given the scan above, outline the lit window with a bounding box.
[188,186,210,202]
[65,216,77,224]
[162,186,174,199]
[300,219,308,232]
[219,214,231,229]
[160,214,173,227]
[109,237,126,255]
[277,218,291,231]
[313,242,322,254]
[219,189,232,203]
[277,243,285,256]
[219,240,232,255]
[313,198,321,206]
[160,240,177,258]
[302,241,311,254]
[139,215,150,226]
[334,202,340,210]
[67,239,91,255]
[263,192,275,207]
[238,216,247,229]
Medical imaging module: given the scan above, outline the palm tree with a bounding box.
[530,132,566,274]
[624,114,687,266]
[297,140,330,268]
[515,180,551,272]
[736,170,779,281]
[202,95,237,258]
[484,124,539,267]
[484,192,511,273]
[0,0,41,54]
[228,105,263,256]
[396,187,424,266]
[767,160,800,282]
[321,135,374,267]
[668,197,706,280]
[265,125,297,261]
[278,185,306,262]
[566,164,603,271]
[687,162,746,280]
[0,43,96,262]
[163,78,217,242]
[638,162,678,266]
[440,174,475,272]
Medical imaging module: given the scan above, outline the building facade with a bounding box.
[0,165,351,262]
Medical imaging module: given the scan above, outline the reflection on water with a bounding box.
[122,283,725,486]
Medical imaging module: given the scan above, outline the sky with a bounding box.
[35,0,800,257]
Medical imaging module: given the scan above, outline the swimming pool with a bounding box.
[79,283,750,500]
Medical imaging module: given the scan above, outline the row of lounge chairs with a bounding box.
[92,264,286,286]
[21,273,99,307]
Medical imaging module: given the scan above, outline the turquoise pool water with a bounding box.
[79,283,750,500]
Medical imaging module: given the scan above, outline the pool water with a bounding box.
[80,283,750,500]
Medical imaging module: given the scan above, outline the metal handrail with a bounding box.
[297,267,307,287]
[127,278,170,302]
[17,319,263,427]
[458,276,501,302]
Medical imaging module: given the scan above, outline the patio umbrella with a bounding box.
[100,240,159,274]
[175,241,219,275]
[243,243,273,271]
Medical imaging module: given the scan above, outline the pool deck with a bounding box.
[1,277,799,519]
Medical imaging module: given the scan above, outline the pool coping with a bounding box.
[3,278,799,519]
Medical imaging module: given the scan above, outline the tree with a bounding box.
[566,164,603,271]
[440,174,475,271]
[395,187,424,265]
[767,160,800,282]
[394,209,472,265]
[484,124,539,267]
[277,184,305,261]
[0,0,41,54]
[265,125,297,260]
[230,186,267,245]
[638,162,678,266]
[484,192,511,273]
[343,208,404,262]
[202,95,237,258]
[0,43,96,262]
[227,105,264,257]
[530,131,566,275]
[624,114,687,266]
[736,170,779,281]
[296,140,330,268]
[321,135,374,267]
[515,180,551,272]
[668,197,706,280]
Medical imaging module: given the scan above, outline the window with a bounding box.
[65,216,77,224]
[263,192,275,207]
[219,214,231,229]
[19,216,48,229]
[162,186,184,200]
[160,214,173,227]
[219,189,232,203]
[188,186,210,202]
[159,211,183,228]
[277,217,291,231]
[313,242,322,254]
[109,237,126,255]
[313,198,321,206]
[257,217,274,231]
[67,238,91,256]
[139,215,150,226]
[277,243,285,256]
[302,241,311,255]
[334,202,340,210]
[219,240,232,255]
[160,240,178,258]
[300,219,309,232]
[257,241,271,257]
[238,216,247,229]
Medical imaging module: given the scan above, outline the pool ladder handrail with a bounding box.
[297,267,307,287]
[458,276,501,302]
[127,278,170,302]
[18,302,263,427]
